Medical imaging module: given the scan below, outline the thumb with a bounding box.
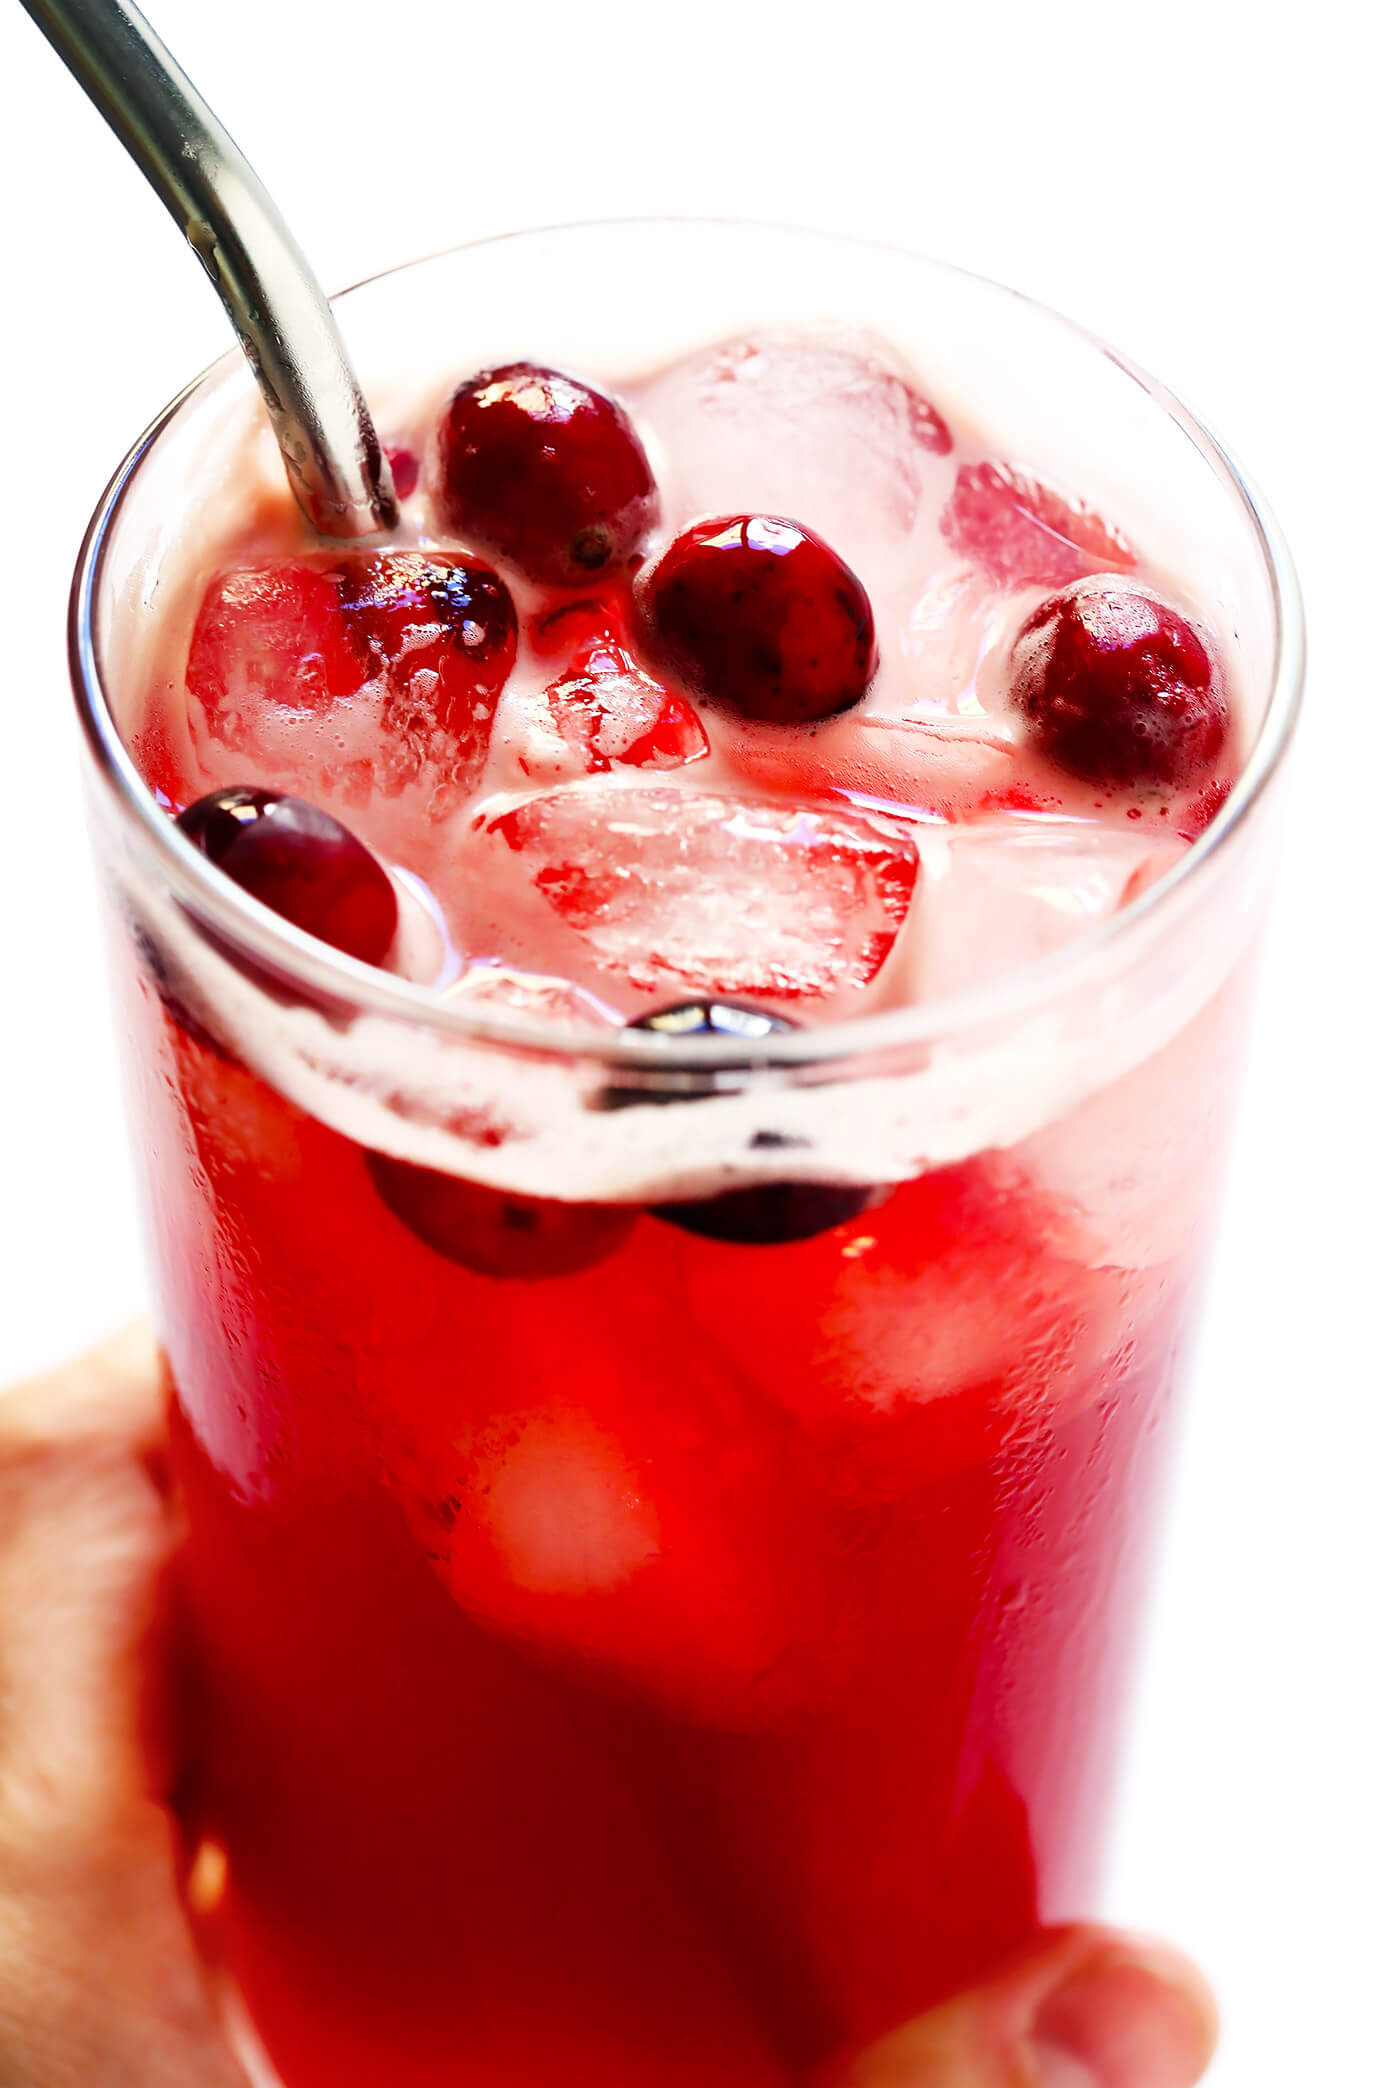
[821,1926,1218,2088]
[0,1328,246,2087]
[0,1325,172,1837]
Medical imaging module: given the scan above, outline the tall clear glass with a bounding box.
[70,223,1302,2088]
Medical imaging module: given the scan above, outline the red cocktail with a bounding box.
[72,224,1300,2086]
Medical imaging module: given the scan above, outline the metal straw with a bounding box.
[20,0,398,539]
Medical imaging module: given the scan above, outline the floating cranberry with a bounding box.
[623,996,792,1065]
[1009,578,1228,790]
[942,462,1136,589]
[636,515,876,726]
[653,1179,882,1247]
[436,363,658,586]
[176,788,398,965]
[615,1001,882,1244]
[367,1152,635,1279]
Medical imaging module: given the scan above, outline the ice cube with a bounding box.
[517,666,709,781]
[475,783,919,1001]
[424,1379,828,1725]
[682,1160,1121,1494]
[183,554,513,823]
[471,1408,661,1596]
[914,814,1186,995]
[940,462,1136,590]
[632,331,951,589]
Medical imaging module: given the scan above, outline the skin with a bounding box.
[0,1331,1219,2088]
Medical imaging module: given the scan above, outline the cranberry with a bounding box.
[601,998,797,1109]
[942,462,1136,589]
[635,999,788,1041]
[1009,579,1228,790]
[176,788,398,965]
[613,1000,882,1244]
[636,515,876,726]
[653,1179,882,1247]
[367,1152,635,1279]
[436,363,658,587]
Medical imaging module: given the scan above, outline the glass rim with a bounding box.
[69,215,1306,1073]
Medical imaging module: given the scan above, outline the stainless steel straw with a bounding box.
[20,0,398,538]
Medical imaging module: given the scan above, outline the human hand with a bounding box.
[0,1334,1217,2088]
[0,1327,245,2087]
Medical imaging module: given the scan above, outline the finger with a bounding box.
[821,1926,1218,2088]
[0,1323,164,1449]
[0,1339,246,2087]
[0,1401,173,1844]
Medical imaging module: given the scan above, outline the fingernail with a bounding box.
[1031,1944,1218,2088]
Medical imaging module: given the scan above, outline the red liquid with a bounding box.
[121,962,1201,2088]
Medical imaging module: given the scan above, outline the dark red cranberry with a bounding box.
[652,1179,881,1246]
[367,1151,635,1278]
[436,363,658,587]
[384,444,420,500]
[176,788,398,965]
[602,998,796,1108]
[615,1001,881,1243]
[1009,579,1228,790]
[631,998,793,1045]
[636,515,876,726]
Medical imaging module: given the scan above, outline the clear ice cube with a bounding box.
[914,815,1187,995]
[632,331,950,590]
[475,783,919,1001]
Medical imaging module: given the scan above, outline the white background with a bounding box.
[0,1,1387,2079]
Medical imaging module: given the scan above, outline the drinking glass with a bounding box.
[70,221,1302,2088]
